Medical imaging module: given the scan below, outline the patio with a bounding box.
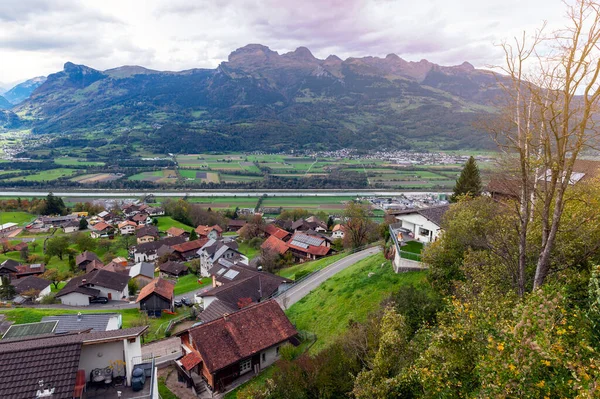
[83,382,151,399]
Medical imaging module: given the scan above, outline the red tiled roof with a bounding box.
[195,224,222,236]
[261,235,289,255]
[91,222,112,231]
[118,221,137,228]
[180,351,202,371]
[137,278,175,302]
[264,224,290,240]
[166,227,187,236]
[287,241,331,256]
[15,263,46,276]
[184,301,297,373]
[171,238,208,253]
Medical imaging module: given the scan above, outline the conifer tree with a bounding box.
[451,156,482,202]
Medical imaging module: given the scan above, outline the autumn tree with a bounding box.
[343,202,377,248]
[73,232,96,252]
[46,236,71,260]
[43,269,71,289]
[451,156,482,202]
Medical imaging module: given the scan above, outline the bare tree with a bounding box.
[491,0,600,292]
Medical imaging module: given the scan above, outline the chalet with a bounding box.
[159,260,188,278]
[62,219,80,233]
[292,217,327,233]
[85,259,105,273]
[171,238,209,261]
[89,221,114,239]
[12,276,51,299]
[306,216,328,232]
[287,232,332,261]
[76,251,102,271]
[195,224,222,240]
[136,225,160,244]
[0,326,153,397]
[123,203,148,217]
[261,235,290,256]
[198,239,247,277]
[147,206,165,216]
[331,224,345,239]
[176,301,298,393]
[133,236,187,262]
[393,204,449,243]
[41,313,122,332]
[166,226,189,239]
[264,224,291,241]
[129,262,155,288]
[118,220,137,235]
[131,212,151,226]
[227,219,247,232]
[56,269,130,306]
[137,278,175,316]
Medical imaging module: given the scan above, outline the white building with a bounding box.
[393,205,449,243]
[56,269,130,306]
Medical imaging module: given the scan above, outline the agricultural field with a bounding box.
[178,169,220,183]
[128,169,178,184]
[54,157,105,166]
[0,211,36,226]
[71,173,123,184]
[155,216,193,232]
[7,168,77,182]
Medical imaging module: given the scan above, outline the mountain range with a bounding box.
[3,44,504,152]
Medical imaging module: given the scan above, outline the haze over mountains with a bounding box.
[2,44,503,152]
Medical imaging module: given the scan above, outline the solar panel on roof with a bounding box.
[2,320,58,339]
[223,270,239,280]
[294,234,323,246]
[216,268,227,275]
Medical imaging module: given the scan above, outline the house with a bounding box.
[12,276,51,299]
[100,211,121,225]
[62,219,80,233]
[133,236,187,262]
[0,259,19,283]
[292,217,327,233]
[97,210,110,219]
[0,222,19,237]
[0,326,155,397]
[136,225,160,244]
[198,239,247,277]
[264,224,291,241]
[195,224,223,240]
[123,202,147,217]
[147,206,165,216]
[227,219,247,232]
[331,224,345,239]
[111,256,128,266]
[2,320,59,339]
[85,259,105,273]
[159,260,188,278]
[11,241,28,252]
[76,250,102,271]
[131,212,151,226]
[166,226,189,239]
[129,262,156,288]
[41,313,123,332]
[14,263,46,279]
[287,232,332,261]
[176,300,298,393]
[38,215,78,228]
[306,216,328,232]
[137,278,175,315]
[261,235,290,256]
[393,204,449,243]
[56,269,130,306]
[171,238,209,261]
[89,221,114,239]
[199,272,292,322]
[118,220,137,235]
[388,223,428,273]
[103,260,128,273]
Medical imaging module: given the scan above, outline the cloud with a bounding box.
[0,0,568,83]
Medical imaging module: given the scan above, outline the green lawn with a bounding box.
[224,365,276,399]
[8,168,77,182]
[286,253,427,353]
[158,377,179,399]
[400,241,424,261]
[155,216,193,232]
[0,211,36,226]
[54,157,105,166]
[277,251,351,280]
[173,275,211,296]
[238,241,261,260]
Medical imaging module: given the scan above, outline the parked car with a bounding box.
[174,299,183,308]
[181,297,193,307]
[90,297,109,304]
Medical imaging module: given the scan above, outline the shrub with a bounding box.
[294,270,311,281]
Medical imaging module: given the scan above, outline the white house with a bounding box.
[197,239,247,277]
[42,312,123,332]
[393,205,449,243]
[118,220,137,235]
[331,224,345,239]
[56,269,130,306]
[12,276,52,300]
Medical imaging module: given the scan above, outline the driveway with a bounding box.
[276,246,381,309]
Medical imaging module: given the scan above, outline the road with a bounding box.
[275,246,381,309]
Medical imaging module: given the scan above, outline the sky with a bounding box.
[0,0,569,87]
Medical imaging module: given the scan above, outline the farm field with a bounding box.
[54,157,105,166]
[178,169,220,183]
[155,216,193,232]
[128,169,178,184]
[7,168,77,182]
[0,211,35,226]
[71,173,123,184]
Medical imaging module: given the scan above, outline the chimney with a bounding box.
[212,274,216,288]
[82,279,87,284]
[77,312,82,321]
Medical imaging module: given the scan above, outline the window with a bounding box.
[262,353,266,363]
[276,346,280,355]
[419,228,430,237]
[240,359,251,374]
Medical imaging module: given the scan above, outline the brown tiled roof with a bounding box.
[159,261,188,276]
[264,224,290,240]
[199,300,238,323]
[131,213,149,222]
[85,259,105,273]
[76,250,100,266]
[12,242,28,251]
[91,221,112,231]
[261,235,289,255]
[394,204,450,227]
[136,225,159,238]
[195,224,222,236]
[180,351,202,371]
[184,301,297,373]
[137,278,174,302]
[15,263,46,276]
[118,220,137,228]
[166,227,187,237]
[12,276,51,294]
[0,259,20,272]
[136,236,187,255]
[171,238,209,254]
[56,269,129,298]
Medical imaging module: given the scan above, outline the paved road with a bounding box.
[275,246,381,309]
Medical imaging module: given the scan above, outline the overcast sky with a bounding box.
[0,0,568,87]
